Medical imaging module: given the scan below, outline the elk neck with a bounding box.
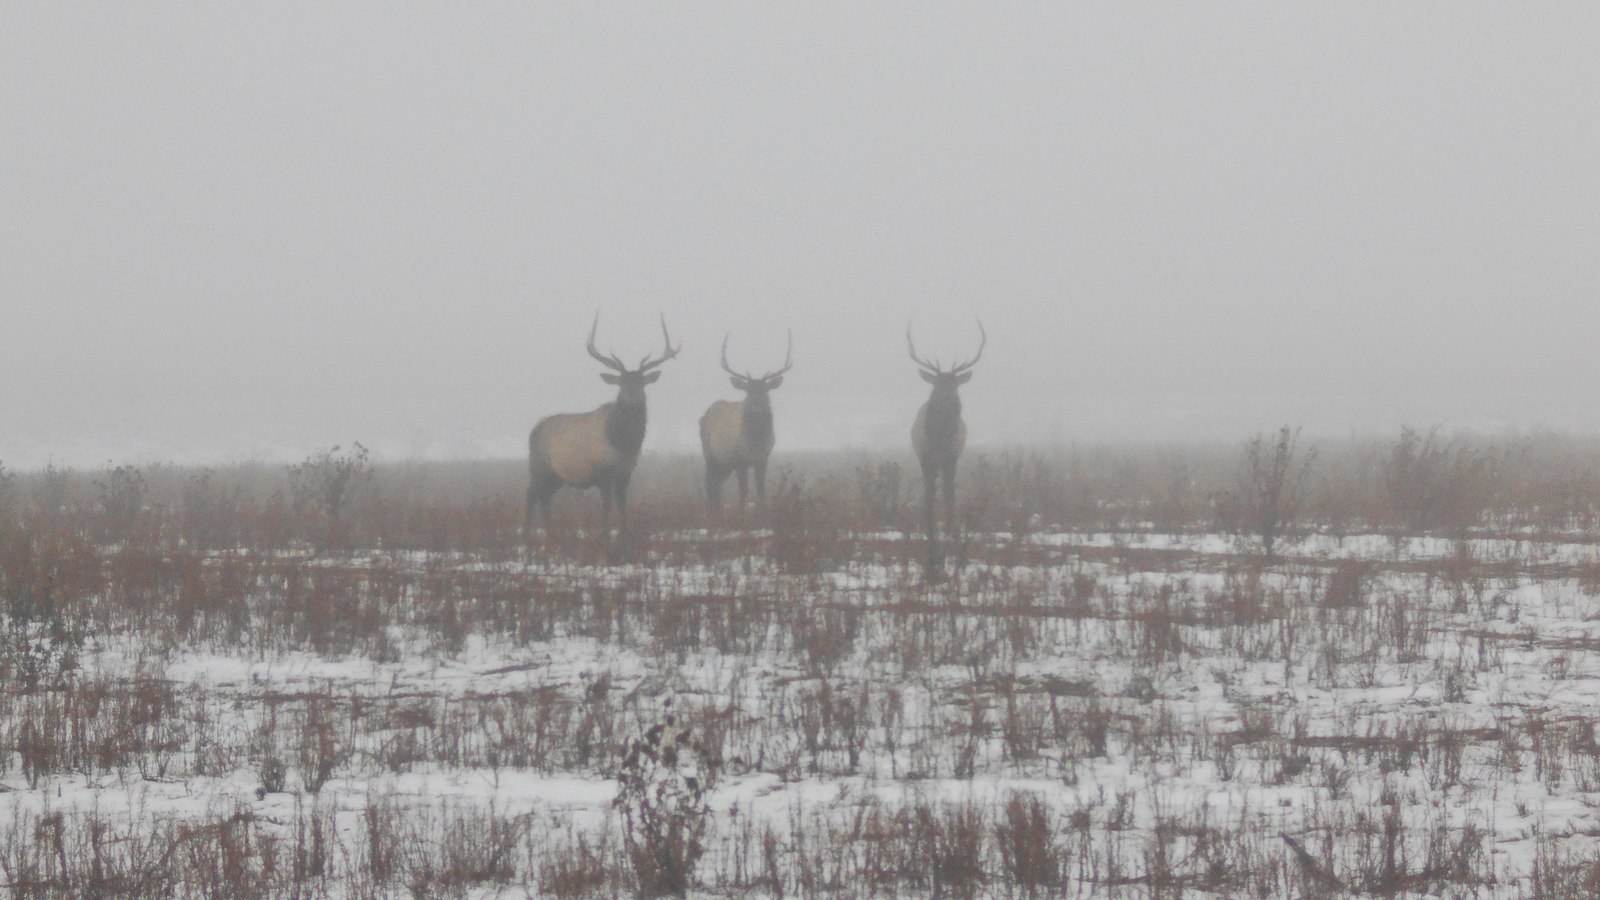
[605,392,649,457]
[741,392,774,447]
[923,384,963,447]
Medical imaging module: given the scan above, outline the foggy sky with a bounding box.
[4,4,1598,469]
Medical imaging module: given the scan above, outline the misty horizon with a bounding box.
[5,5,1598,470]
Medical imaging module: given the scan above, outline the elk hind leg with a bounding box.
[527,477,558,532]
[539,486,556,526]
[735,468,749,509]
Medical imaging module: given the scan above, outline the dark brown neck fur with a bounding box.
[606,400,648,457]
[925,391,962,449]
[742,395,774,446]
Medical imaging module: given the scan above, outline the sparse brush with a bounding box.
[995,793,1062,895]
[1220,425,1315,559]
[4,440,1600,896]
[287,443,373,550]
[615,712,718,898]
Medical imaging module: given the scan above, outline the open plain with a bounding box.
[4,439,1600,897]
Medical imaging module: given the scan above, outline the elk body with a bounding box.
[908,319,985,570]
[700,331,792,514]
[526,314,679,533]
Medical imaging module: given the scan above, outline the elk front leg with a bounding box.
[923,467,942,574]
[943,465,957,530]
[754,460,768,507]
[945,465,966,572]
[614,472,633,529]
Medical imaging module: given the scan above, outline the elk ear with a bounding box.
[729,376,748,391]
[919,370,936,384]
[600,373,622,385]
[956,371,973,385]
[765,375,783,390]
[642,371,662,384]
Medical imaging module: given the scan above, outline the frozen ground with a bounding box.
[6,526,1600,895]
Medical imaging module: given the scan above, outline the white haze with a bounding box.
[3,4,1598,468]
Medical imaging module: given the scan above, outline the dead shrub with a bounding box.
[1220,426,1315,559]
[615,714,718,897]
[539,829,617,898]
[995,793,1062,895]
[1380,426,1497,535]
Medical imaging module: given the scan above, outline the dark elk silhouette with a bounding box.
[907,318,985,574]
[699,331,793,515]
[525,313,679,534]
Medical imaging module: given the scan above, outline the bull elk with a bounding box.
[908,318,985,571]
[699,331,792,514]
[525,313,679,533]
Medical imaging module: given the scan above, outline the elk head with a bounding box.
[720,329,793,403]
[907,318,985,403]
[587,312,680,405]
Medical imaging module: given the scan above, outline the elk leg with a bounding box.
[754,460,768,507]
[945,465,965,571]
[736,468,749,508]
[539,484,556,526]
[943,465,957,528]
[614,472,632,524]
[705,465,725,516]
[923,467,941,573]
[599,481,613,534]
[529,479,557,530]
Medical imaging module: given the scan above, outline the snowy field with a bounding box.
[8,506,1600,898]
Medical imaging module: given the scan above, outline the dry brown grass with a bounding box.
[5,436,1600,895]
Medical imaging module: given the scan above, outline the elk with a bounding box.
[699,331,793,514]
[908,318,985,570]
[525,313,679,533]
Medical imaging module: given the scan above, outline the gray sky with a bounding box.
[4,4,1598,468]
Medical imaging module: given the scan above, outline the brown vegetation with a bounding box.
[0,429,1598,895]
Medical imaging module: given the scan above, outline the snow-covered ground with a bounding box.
[6,529,1600,895]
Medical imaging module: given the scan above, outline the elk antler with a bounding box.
[951,319,986,374]
[906,319,938,373]
[760,329,794,381]
[586,312,627,372]
[636,314,680,373]
[908,318,985,375]
[720,334,752,381]
[723,329,794,383]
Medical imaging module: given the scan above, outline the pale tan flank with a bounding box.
[700,399,773,468]
[535,405,633,488]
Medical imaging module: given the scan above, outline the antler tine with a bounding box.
[952,318,987,373]
[906,319,939,373]
[637,313,681,372]
[762,328,794,380]
[719,334,751,380]
[585,312,626,372]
